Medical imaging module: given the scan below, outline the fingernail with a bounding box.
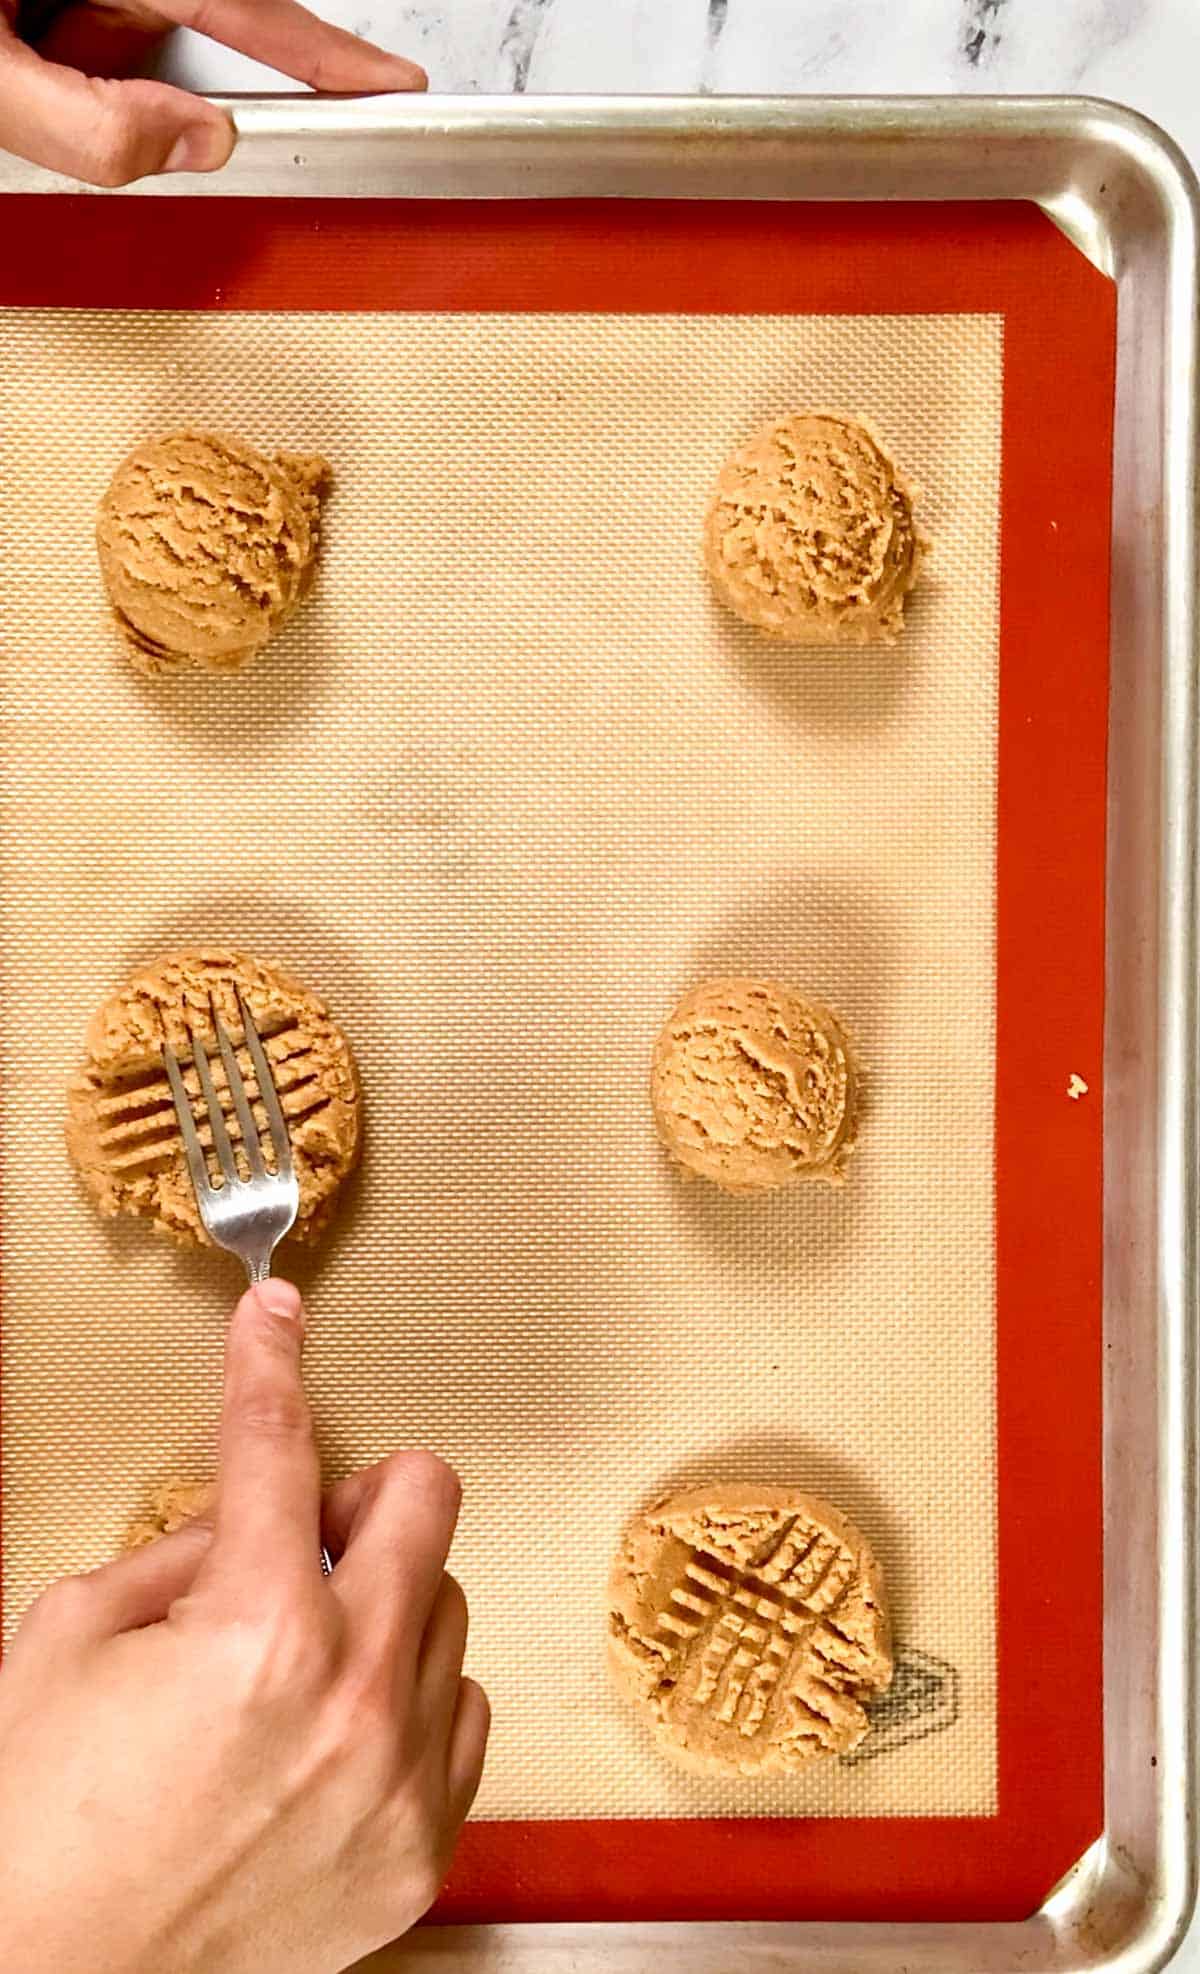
[163,118,235,176]
[254,1280,304,1326]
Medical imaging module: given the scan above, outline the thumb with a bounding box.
[0,39,235,186]
[86,1519,214,1635]
[15,1521,212,1659]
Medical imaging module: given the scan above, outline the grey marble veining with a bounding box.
[151,0,1192,134]
[154,0,1199,174]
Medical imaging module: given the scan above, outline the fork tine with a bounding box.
[214,1011,265,1178]
[191,1026,240,1187]
[163,1043,218,1204]
[237,991,295,1181]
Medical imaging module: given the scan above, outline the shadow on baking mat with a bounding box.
[659,1146,870,1293]
[124,615,336,757]
[709,593,924,737]
[687,866,896,1030]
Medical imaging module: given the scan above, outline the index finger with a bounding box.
[207,1279,322,1592]
[147,0,426,92]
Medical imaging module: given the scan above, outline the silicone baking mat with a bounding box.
[0,200,1112,1928]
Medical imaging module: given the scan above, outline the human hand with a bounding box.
[0,0,426,187]
[0,1279,489,1974]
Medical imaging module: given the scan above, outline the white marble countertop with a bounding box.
[157,0,1200,170]
[154,0,1200,1963]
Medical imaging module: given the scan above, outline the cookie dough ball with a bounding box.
[124,1478,212,1550]
[67,948,361,1247]
[650,978,858,1196]
[96,430,331,674]
[705,412,925,645]
[609,1484,891,1776]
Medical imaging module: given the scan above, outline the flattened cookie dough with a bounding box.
[67,948,361,1247]
[97,430,331,674]
[650,978,858,1195]
[124,1478,213,1550]
[608,1484,891,1776]
[705,412,926,645]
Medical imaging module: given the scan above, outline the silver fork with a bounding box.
[164,993,332,1575]
[162,990,299,1286]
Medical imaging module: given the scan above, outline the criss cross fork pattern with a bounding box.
[161,993,300,1285]
[92,1003,328,1194]
[655,1519,864,1745]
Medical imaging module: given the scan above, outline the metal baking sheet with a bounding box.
[0,98,1196,1974]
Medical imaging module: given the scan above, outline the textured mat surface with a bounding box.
[0,305,1001,1820]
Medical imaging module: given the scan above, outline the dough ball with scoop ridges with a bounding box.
[705,412,926,645]
[66,948,361,1248]
[650,977,858,1195]
[96,430,330,674]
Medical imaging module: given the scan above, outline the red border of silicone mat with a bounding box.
[0,197,1113,1927]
